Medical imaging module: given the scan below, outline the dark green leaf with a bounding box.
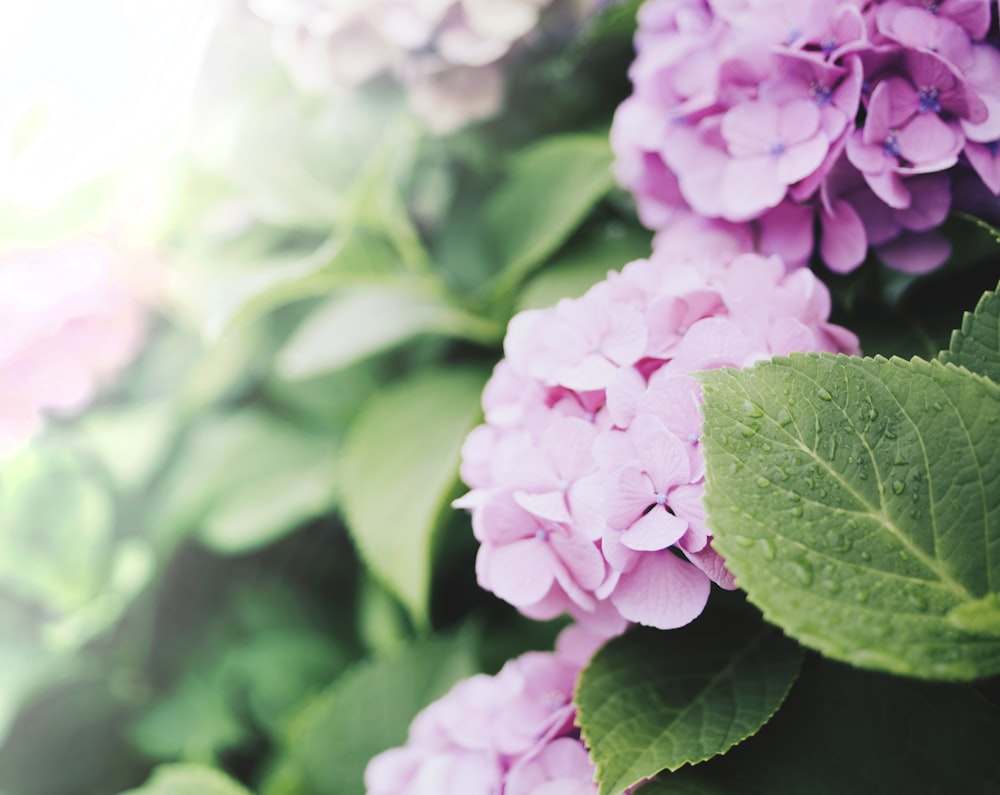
[699,353,1000,680]
[652,658,1000,795]
[940,279,1000,383]
[576,612,802,795]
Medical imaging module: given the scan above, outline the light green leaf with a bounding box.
[176,229,401,341]
[517,223,650,311]
[276,284,501,379]
[575,612,802,795]
[265,630,477,795]
[651,658,1000,794]
[940,279,1000,383]
[339,368,486,626]
[152,408,336,552]
[118,764,252,795]
[201,463,338,554]
[80,400,175,491]
[699,353,1000,680]
[485,133,615,296]
[948,593,1000,636]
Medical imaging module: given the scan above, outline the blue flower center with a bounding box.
[654,492,668,506]
[917,86,941,114]
[769,140,787,158]
[883,131,902,158]
[535,528,549,541]
[820,36,837,55]
[810,82,834,106]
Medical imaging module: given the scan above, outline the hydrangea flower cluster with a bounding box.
[456,219,860,632]
[365,626,606,795]
[612,0,1000,275]
[250,0,610,134]
[0,239,146,454]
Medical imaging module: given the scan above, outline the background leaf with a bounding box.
[339,368,487,627]
[262,630,478,795]
[700,353,1000,680]
[575,605,802,795]
[484,132,615,296]
[118,764,252,795]
[940,279,1000,383]
[276,283,501,380]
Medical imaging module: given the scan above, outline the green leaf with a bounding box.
[699,353,1000,680]
[516,223,650,311]
[175,229,402,341]
[940,279,1000,383]
[339,368,486,626]
[948,593,1000,636]
[151,408,336,553]
[130,674,250,763]
[485,133,615,297]
[118,764,252,795]
[276,284,501,379]
[575,612,802,795]
[651,658,1000,795]
[265,630,477,795]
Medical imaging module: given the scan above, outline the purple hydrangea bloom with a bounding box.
[613,0,1000,275]
[455,223,860,633]
[364,625,606,795]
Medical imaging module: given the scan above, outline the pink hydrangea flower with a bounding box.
[364,625,606,795]
[613,0,1000,275]
[252,0,615,133]
[456,225,859,633]
[0,239,147,454]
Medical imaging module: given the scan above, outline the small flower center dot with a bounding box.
[917,86,940,114]
[654,492,668,506]
[883,131,901,158]
[768,140,786,158]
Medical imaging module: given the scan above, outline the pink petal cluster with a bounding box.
[613,0,1000,275]
[456,222,859,632]
[250,0,611,134]
[364,625,604,795]
[0,239,147,454]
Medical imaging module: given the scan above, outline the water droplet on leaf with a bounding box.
[817,387,833,401]
[892,480,905,495]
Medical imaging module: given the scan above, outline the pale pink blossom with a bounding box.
[0,239,146,454]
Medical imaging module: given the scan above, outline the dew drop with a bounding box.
[899,550,910,561]
[756,476,771,488]
[856,589,871,603]
[777,407,793,426]
[932,402,943,412]
[791,505,804,518]
[892,480,905,495]
[741,424,759,438]
[786,491,801,502]
[786,559,814,586]
[761,442,772,452]
[907,592,929,611]
[817,387,833,401]
[826,531,852,553]
[745,401,764,418]
[731,535,754,548]
[822,579,842,594]
[847,518,860,529]
[868,407,878,421]
[884,427,897,440]
[860,550,872,562]
[758,538,777,560]
[826,437,837,461]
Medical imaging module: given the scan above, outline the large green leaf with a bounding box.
[276,284,501,380]
[699,353,1000,680]
[485,133,615,297]
[339,368,486,626]
[646,658,1000,794]
[575,611,802,795]
[118,764,252,795]
[940,279,1000,383]
[263,630,477,795]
